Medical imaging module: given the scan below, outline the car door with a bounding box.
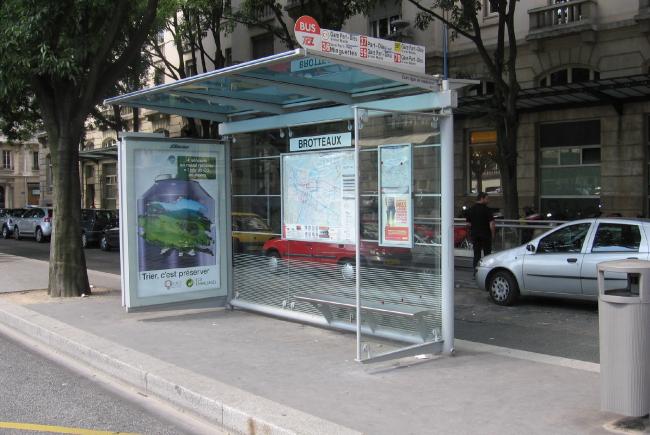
[580,221,648,296]
[523,222,593,295]
[23,209,37,234]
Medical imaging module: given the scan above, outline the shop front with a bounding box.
[107,19,470,362]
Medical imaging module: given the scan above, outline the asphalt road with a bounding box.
[0,332,192,435]
[0,237,121,275]
[0,237,600,363]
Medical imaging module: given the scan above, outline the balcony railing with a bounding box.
[528,0,597,38]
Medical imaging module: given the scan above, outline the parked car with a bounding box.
[13,207,53,242]
[0,208,25,239]
[100,226,120,251]
[262,238,411,279]
[475,218,650,306]
[81,209,118,248]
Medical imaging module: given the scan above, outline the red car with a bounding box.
[262,238,411,279]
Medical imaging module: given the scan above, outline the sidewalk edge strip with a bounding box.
[0,300,361,435]
[455,339,600,373]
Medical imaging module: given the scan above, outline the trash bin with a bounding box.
[598,259,650,417]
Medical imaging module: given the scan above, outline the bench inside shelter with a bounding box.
[294,293,433,341]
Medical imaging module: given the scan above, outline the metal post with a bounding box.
[440,86,455,354]
[354,106,362,362]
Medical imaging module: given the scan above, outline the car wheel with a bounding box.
[2,226,8,239]
[100,235,110,251]
[267,250,280,273]
[35,227,44,243]
[339,259,355,281]
[13,227,20,241]
[81,232,88,249]
[488,270,519,306]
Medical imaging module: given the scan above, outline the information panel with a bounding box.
[294,15,425,73]
[281,150,356,244]
[119,134,228,309]
[379,143,413,247]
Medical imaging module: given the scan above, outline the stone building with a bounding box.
[82,0,650,218]
[0,135,51,208]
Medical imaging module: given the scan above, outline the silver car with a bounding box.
[13,207,53,242]
[476,218,650,305]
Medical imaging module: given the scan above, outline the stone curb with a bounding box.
[0,299,361,435]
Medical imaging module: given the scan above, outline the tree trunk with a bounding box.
[48,128,90,297]
[496,114,520,219]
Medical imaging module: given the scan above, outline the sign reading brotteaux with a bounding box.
[289,132,351,152]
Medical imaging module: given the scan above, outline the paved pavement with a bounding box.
[0,251,628,434]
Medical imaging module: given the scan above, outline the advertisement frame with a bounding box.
[119,134,230,310]
[378,143,413,248]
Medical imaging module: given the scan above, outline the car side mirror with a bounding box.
[526,243,536,253]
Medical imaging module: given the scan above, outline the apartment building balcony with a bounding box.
[527,0,598,41]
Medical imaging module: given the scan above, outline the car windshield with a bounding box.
[235,215,271,232]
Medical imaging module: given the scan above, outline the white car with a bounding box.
[475,218,649,305]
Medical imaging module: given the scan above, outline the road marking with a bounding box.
[0,421,138,434]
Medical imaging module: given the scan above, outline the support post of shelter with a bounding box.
[440,88,455,354]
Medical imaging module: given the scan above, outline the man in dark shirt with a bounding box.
[466,192,496,273]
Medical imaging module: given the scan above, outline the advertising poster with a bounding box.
[282,150,355,244]
[120,137,226,306]
[135,149,220,297]
[379,144,413,247]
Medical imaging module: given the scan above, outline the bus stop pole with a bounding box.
[440,85,455,353]
[354,106,362,362]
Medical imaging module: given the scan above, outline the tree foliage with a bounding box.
[0,0,164,296]
[409,0,521,218]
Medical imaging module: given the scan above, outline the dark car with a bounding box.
[81,209,118,248]
[99,226,120,251]
[1,208,26,239]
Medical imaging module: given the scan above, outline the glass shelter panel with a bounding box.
[357,110,442,351]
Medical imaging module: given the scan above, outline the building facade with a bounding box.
[0,135,51,208]
[82,0,650,219]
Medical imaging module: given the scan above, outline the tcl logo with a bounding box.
[303,36,314,46]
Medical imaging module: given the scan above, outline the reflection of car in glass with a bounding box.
[262,238,412,279]
[476,218,650,305]
[232,212,275,254]
[0,208,25,239]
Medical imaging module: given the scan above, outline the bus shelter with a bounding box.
[107,46,471,363]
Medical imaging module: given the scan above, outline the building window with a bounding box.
[225,48,232,66]
[184,59,197,77]
[465,80,495,97]
[102,163,117,209]
[102,138,117,148]
[539,67,599,87]
[32,151,39,170]
[251,33,274,59]
[46,155,53,191]
[153,67,164,86]
[2,151,11,169]
[468,130,500,195]
[539,120,601,219]
[370,15,401,38]
[484,0,498,16]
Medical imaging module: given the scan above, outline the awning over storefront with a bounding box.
[457,74,650,116]
[78,144,118,161]
[105,48,474,133]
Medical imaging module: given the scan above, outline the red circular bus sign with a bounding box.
[294,15,321,48]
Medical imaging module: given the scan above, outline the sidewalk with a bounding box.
[0,255,621,435]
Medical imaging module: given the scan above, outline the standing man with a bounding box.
[466,192,496,273]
